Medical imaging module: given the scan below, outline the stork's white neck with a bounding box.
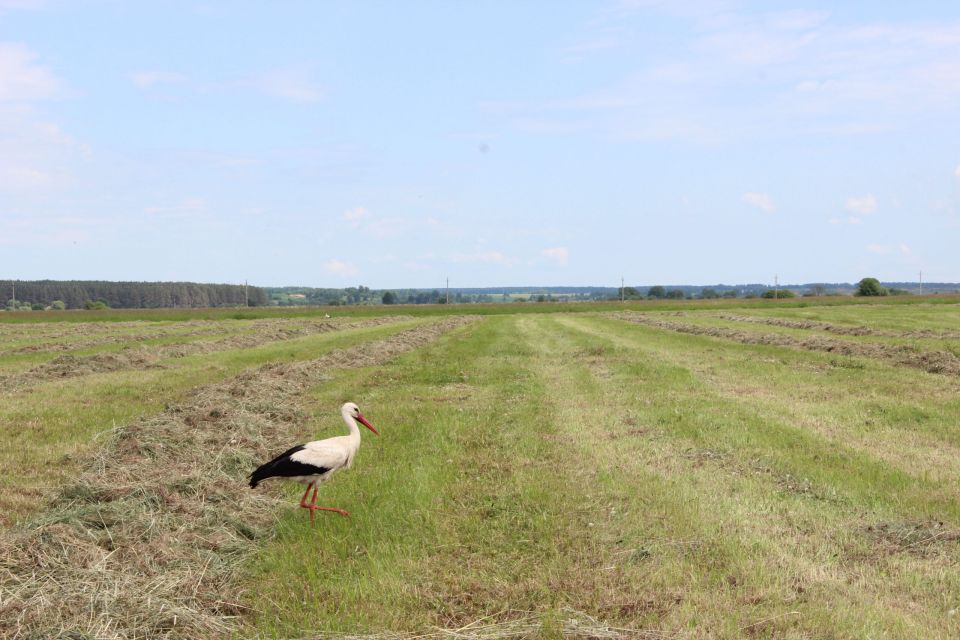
[341,408,362,444]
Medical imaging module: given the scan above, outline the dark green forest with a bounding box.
[4,281,266,310]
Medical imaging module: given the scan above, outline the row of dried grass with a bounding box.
[0,316,476,639]
[0,316,412,393]
[611,312,960,377]
[713,313,960,339]
[303,608,668,639]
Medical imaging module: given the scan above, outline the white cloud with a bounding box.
[741,192,776,213]
[322,259,359,277]
[342,206,370,225]
[129,70,185,90]
[0,43,60,102]
[845,194,878,215]
[867,244,889,254]
[954,165,960,178]
[541,246,570,265]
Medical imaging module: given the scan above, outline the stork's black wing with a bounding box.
[249,444,331,488]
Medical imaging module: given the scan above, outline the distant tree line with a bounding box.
[2,280,266,310]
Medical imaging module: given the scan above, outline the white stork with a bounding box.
[249,401,379,524]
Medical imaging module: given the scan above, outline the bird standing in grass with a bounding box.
[249,402,379,524]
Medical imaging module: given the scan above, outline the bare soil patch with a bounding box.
[611,312,960,377]
[0,316,478,639]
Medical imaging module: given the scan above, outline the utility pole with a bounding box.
[11,280,15,310]
[621,276,624,302]
[445,277,450,304]
[919,271,923,296]
[774,274,779,300]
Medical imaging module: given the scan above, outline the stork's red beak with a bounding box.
[357,413,379,435]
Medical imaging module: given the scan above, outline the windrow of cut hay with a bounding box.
[0,322,232,357]
[0,315,478,640]
[611,312,960,376]
[712,313,960,339]
[0,316,413,393]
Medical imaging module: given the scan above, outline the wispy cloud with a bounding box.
[845,193,877,223]
[540,246,570,265]
[129,70,186,90]
[322,259,359,277]
[0,45,84,192]
[0,42,60,101]
[508,8,960,143]
[342,206,370,226]
[0,0,45,11]
[741,192,776,213]
[144,197,208,219]
[244,67,324,103]
[451,250,518,267]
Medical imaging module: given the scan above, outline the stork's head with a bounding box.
[342,401,379,435]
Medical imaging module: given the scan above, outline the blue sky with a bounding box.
[2,0,959,288]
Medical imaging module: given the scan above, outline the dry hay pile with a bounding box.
[611,313,960,377]
[714,313,960,339]
[0,316,414,393]
[0,316,477,640]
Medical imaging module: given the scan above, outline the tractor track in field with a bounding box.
[0,315,479,640]
[611,312,960,377]
[0,316,413,394]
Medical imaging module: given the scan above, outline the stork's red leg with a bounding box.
[309,486,319,526]
[298,483,314,508]
[298,483,349,523]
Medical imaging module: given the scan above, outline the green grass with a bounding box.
[241,308,960,638]
[5,300,960,637]
[0,317,429,521]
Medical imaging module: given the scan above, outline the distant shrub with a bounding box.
[761,289,796,299]
[83,300,110,310]
[856,277,888,296]
[50,300,66,310]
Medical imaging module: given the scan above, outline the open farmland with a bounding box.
[2,301,960,639]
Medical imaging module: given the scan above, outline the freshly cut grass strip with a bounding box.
[612,311,960,376]
[0,316,477,639]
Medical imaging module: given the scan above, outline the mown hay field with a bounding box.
[1,301,960,639]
